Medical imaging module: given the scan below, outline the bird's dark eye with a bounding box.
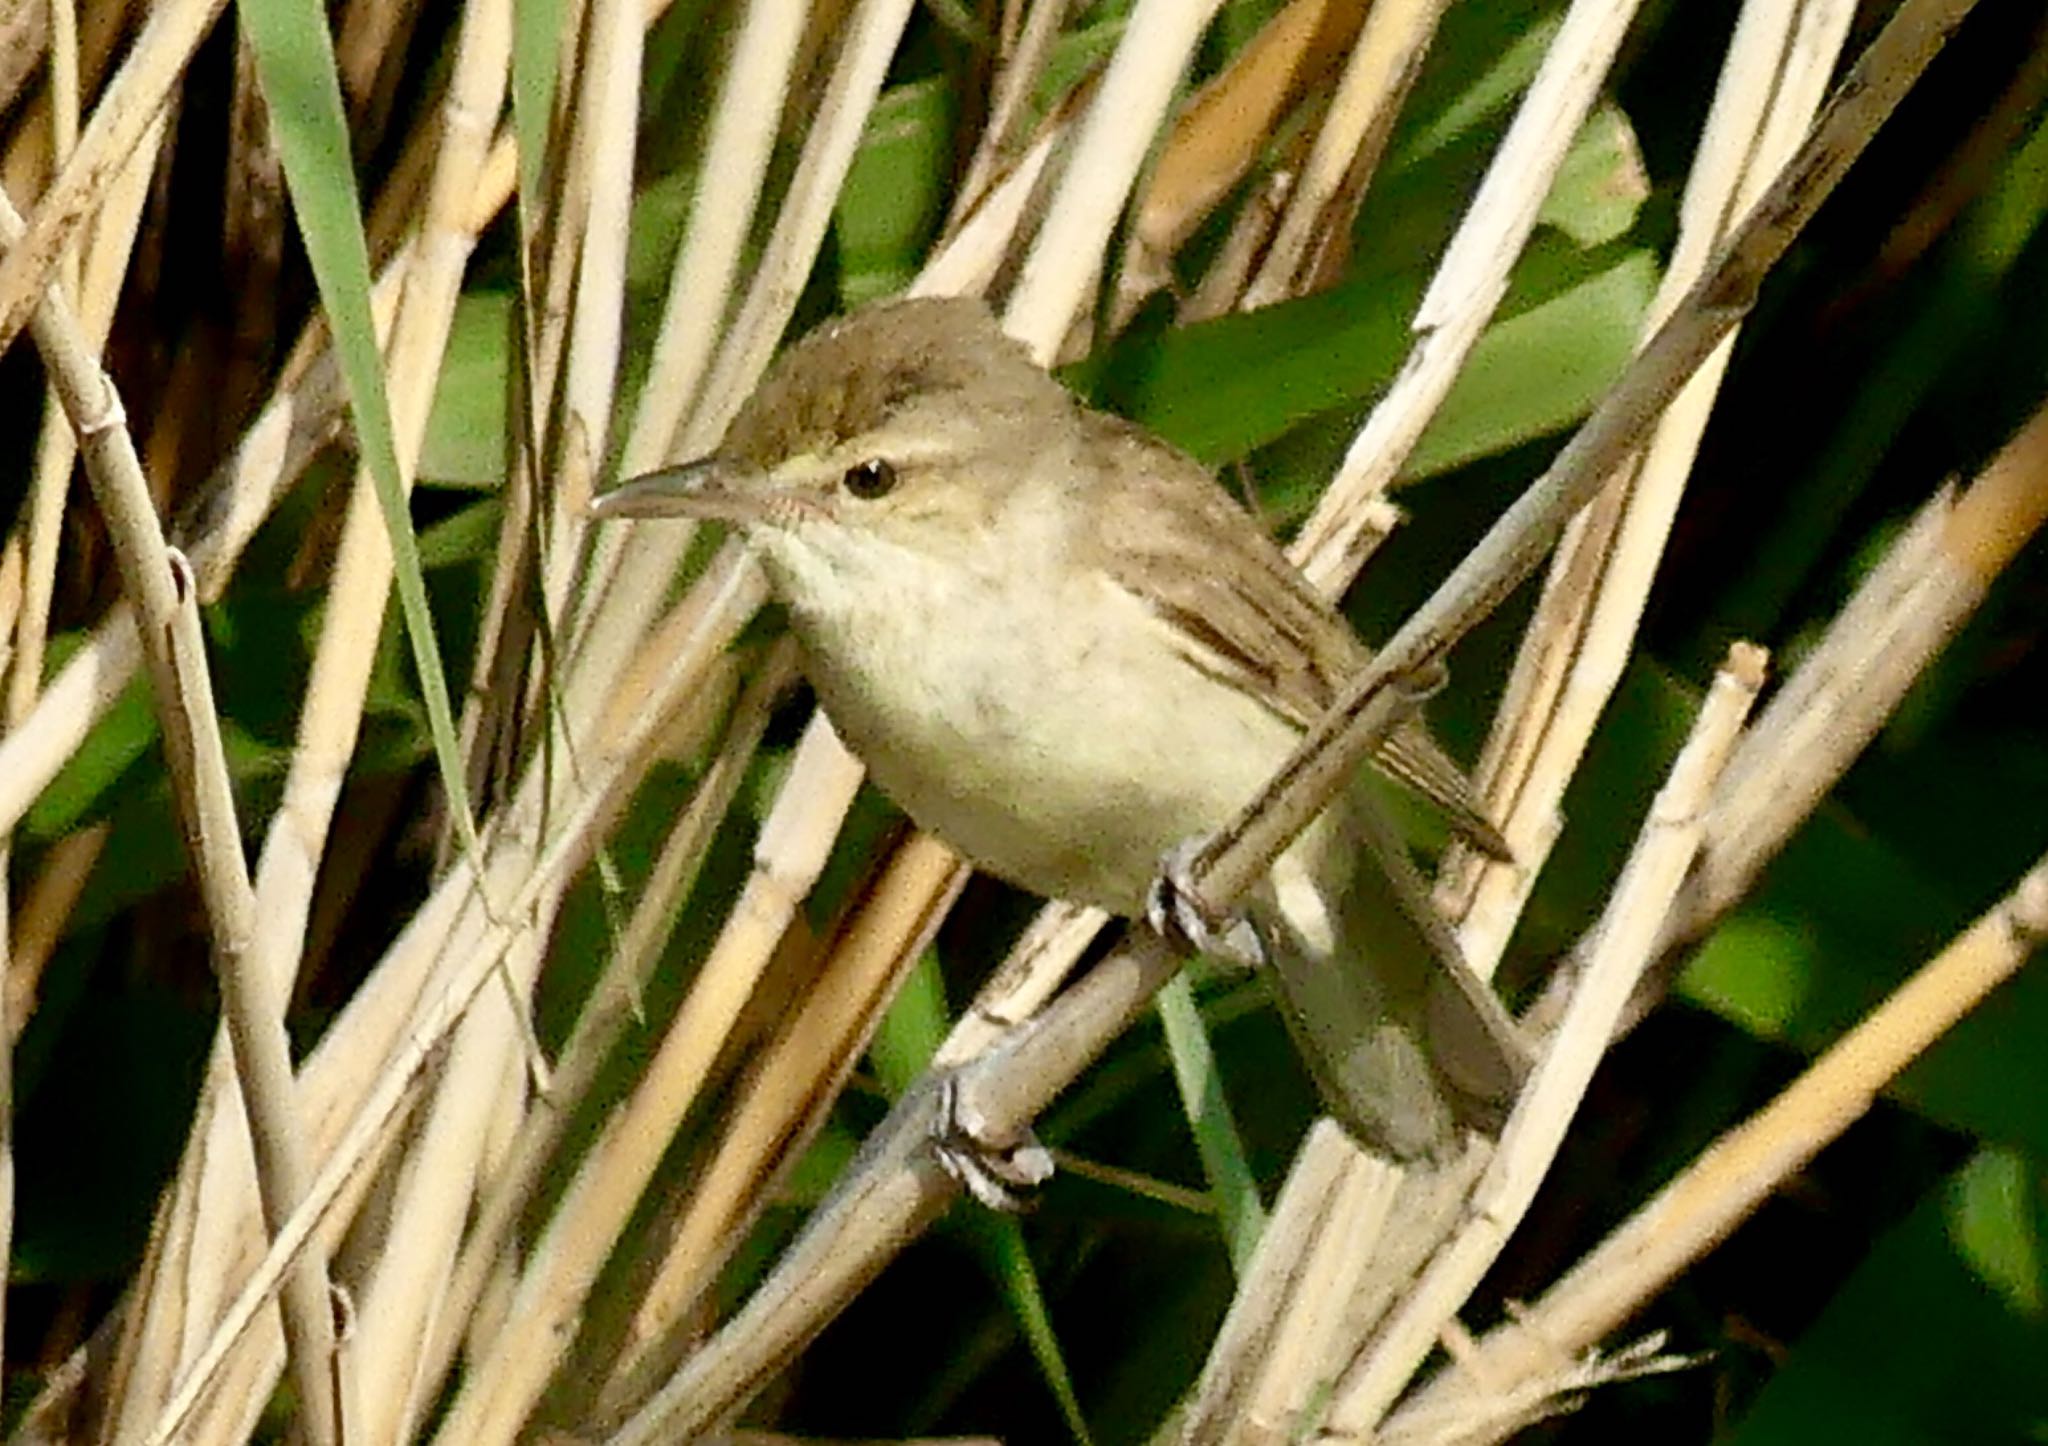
[842,458,898,499]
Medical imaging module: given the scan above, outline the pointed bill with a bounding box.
[589,459,767,524]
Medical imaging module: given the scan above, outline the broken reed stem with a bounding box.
[1323,643,1765,1437]
[1390,846,2048,1436]
[1190,0,1978,918]
[610,7,1980,1436]
[1443,0,1856,978]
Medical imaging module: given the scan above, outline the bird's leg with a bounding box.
[933,1073,1055,1211]
[1146,836,1267,968]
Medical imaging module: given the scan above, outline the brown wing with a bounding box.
[1075,414,1508,857]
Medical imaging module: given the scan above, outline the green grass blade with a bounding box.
[979,1213,1097,1446]
[1156,973,1265,1275]
[238,0,489,870]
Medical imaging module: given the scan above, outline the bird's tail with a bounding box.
[1253,786,1530,1161]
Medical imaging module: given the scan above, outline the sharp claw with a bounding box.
[934,1076,1054,1212]
[1146,838,1266,968]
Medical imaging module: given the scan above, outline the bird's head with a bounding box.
[593,297,1082,601]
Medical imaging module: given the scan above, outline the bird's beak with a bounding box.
[588,458,769,525]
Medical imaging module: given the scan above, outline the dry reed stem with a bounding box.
[0,4,51,115]
[0,91,160,1362]
[3,825,110,1040]
[221,29,285,415]
[619,0,806,471]
[1378,395,2048,1437]
[374,927,549,1444]
[913,125,1059,301]
[242,0,505,985]
[931,901,1108,1065]
[0,172,345,1442]
[452,0,624,813]
[1290,0,1641,597]
[1390,847,2048,1439]
[1177,1120,1400,1441]
[142,548,762,1445]
[0,0,226,355]
[0,0,135,202]
[1004,0,1225,359]
[1835,11,2048,317]
[0,251,411,837]
[1377,1333,1691,1445]
[536,0,640,624]
[627,5,1978,1431]
[0,0,79,1334]
[6,0,83,720]
[428,643,794,1399]
[26,260,409,1446]
[1191,0,1978,919]
[1241,0,1448,309]
[562,0,917,758]
[6,103,163,745]
[1682,398,2048,935]
[687,0,924,438]
[4,128,520,1435]
[334,0,418,124]
[293,11,520,1440]
[562,0,804,685]
[606,1075,963,1444]
[100,4,514,1435]
[1324,644,1765,1436]
[1181,168,1293,321]
[1444,0,1854,980]
[100,492,744,1437]
[948,0,1069,227]
[430,715,866,1446]
[0,36,541,844]
[599,832,972,1415]
[1112,0,1368,319]
[1180,1141,1492,1446]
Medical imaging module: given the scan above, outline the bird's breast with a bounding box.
[784,540,1302,914]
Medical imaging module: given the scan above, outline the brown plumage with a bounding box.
[1077,408,1512,857]
[596,296,1528,1158]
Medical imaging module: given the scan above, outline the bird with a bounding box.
[594,296,1527,1161]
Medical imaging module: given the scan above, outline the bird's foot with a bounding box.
[934,1075,1054,1211]
[1145,837,1266,969]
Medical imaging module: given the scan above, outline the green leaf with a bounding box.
[1116,245,1653,469]
[869,950,951,1097]
[1037,19,1127,122]
[1394,6,1565,167]
[1156,973,1265,1274]
[417,495,507,570]
[239,0,487,871]
[512,0,566,207]
[971,1215,1097,1446]
[22,635,158,838]
[1725,1148,2048,1445]
[419,292,512,487]
[837,78,955,307]
[1536,101,1649,249]
[1948,1149,2046,1318]
[1409,248,1658,478]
